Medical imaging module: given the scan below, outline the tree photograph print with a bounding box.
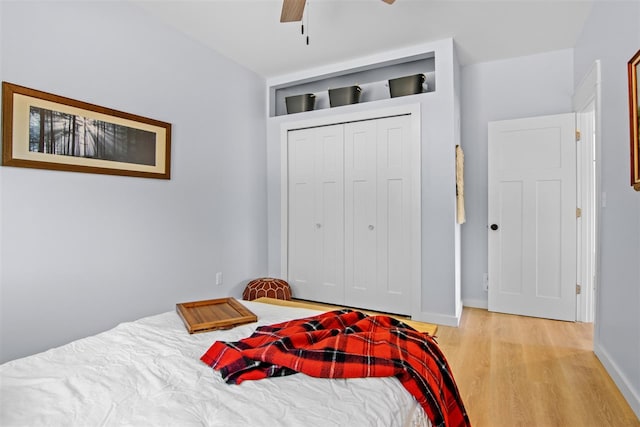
[29,106,157,166]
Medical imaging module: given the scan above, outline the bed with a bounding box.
[0,299,467,426]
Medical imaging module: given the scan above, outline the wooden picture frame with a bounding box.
[629,49,640,191]
[2,82,171,179]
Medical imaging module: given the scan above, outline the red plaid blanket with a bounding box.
[201,309,470,427]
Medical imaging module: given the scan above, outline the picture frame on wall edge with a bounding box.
[628,49,640,191]
[1,81,171,180]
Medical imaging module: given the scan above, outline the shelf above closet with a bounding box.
[269,53,436,117]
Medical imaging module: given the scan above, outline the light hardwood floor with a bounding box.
[436,308,640,427]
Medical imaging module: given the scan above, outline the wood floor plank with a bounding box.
[436,308,639,427]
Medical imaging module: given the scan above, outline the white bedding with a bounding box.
[0,301,430,426]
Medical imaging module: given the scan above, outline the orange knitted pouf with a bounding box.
[242,278,292,301]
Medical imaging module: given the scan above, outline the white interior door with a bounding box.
[288,125,344,304]
[488,113,577,321]
[344,115,412,314]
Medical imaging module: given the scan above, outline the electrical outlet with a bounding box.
[482,273,489,292]
[215,272,223,286]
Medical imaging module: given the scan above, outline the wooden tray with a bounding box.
[176,297,257,334]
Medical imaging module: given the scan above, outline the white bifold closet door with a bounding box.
[287,115,413,314]
[344,116,412,314]
[287,124,345,305]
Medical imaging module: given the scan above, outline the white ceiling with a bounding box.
[134,0,595,79]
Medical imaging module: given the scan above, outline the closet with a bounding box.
[286,114,417,315]
[271,38,462,325]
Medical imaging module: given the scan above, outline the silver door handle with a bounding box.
[368,225,375,230]
[316,223,322,229]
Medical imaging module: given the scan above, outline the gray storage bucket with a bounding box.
[328,85,361,107]
[388,74,426,98]
[285,93,316,114]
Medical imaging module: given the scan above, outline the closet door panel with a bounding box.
[316,127,345,304]
[288,128,318,295]
[376,116,412,313]
[344,116,412,315]
[344,121,379,309]
[288,125,344,304]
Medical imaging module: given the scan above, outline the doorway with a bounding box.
[486,62,600,323]
[573,61,601,323]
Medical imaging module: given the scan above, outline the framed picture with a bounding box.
[629,49,640,191]
[2,82,171,179]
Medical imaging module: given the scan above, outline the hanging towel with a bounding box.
[456,145,466,224]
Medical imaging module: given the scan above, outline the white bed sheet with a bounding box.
[0,301,430,427]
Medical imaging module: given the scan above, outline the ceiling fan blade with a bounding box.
[381,0,396,4]
[280,0,306,22]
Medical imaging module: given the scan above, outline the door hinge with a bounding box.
[576,130,581,142]
[576,284,582,294]
[576,207,582,218]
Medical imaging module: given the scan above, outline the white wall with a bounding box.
[459,49,575,308]
[573,0,640,418]
[0,1,267,362]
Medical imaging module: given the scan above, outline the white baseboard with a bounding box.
[462,298,488,309]
[594,343,640,420]
[413,309,461,327]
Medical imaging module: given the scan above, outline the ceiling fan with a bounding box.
[280,0,396,23]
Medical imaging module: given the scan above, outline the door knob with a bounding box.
[368,225,375,230]
[316,223,322,229]
[490,224,499,231]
